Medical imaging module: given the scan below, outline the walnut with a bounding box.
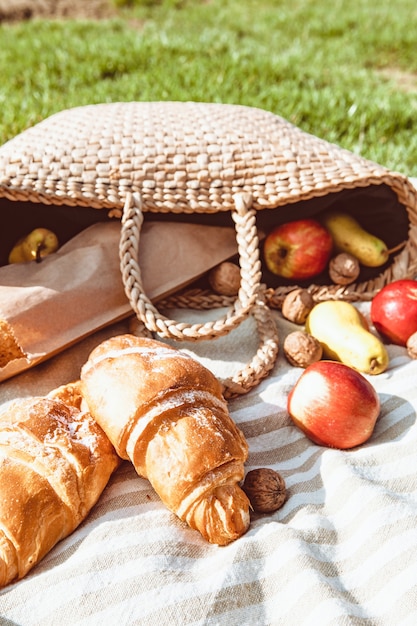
[242,468,286,513]
[407,331,417,359]
[283,330,323,368]
[328,253,360,285]
[208,261,241,296]
[281,288,315,324]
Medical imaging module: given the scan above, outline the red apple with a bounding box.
[370,279,417,346]
[263,218,333,280]
[287,360,380,449]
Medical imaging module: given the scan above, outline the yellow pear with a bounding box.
[305,300,389,375]
[321,211,389,267]
[20,228,59,262]
[8,228,59,264]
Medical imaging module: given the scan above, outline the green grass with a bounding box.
[0,0,416,174]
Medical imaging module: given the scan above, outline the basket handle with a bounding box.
[119,191,262,341]
[128,291,280,399]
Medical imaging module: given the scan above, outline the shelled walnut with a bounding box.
[242,468,286,513]
[328,253,360,285]
[283,330,323,368]
[281,288,315,324]
[208,261,241,296]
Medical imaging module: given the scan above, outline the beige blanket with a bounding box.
[1,298,417,625]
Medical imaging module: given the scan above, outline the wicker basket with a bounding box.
[1,101,416,393]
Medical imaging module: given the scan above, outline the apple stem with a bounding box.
[387,240,407,255]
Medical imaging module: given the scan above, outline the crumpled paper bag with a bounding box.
[0,220,238,382]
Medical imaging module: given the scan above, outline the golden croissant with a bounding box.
[80,334,250,545]
[0,385,119,587]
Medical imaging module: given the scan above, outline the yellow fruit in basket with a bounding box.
[321,211,389,267]
[305,300,389,375]
[21,228,59,262]
[8,228,59,264]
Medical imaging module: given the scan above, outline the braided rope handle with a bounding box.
[128,290,280,399]
[221,294,280,399]
[119,191,262,341]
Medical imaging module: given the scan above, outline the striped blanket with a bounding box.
[1,299,417,626]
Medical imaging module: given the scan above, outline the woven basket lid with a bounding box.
[1,100,413,216]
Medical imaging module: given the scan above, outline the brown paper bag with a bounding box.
[0,220,238,382]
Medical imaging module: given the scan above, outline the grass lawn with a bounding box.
[0,0,416,175]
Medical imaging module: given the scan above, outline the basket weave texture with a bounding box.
[0,100,414,214]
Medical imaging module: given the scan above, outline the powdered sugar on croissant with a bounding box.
[0,389,119,587]
[80,334,250,545]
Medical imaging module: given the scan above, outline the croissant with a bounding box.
[80,334,250,545]
[0,383,119,587]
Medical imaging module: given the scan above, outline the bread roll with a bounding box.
[80,334,250,545]
[0,319,26,368]
[0,387,119,587]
